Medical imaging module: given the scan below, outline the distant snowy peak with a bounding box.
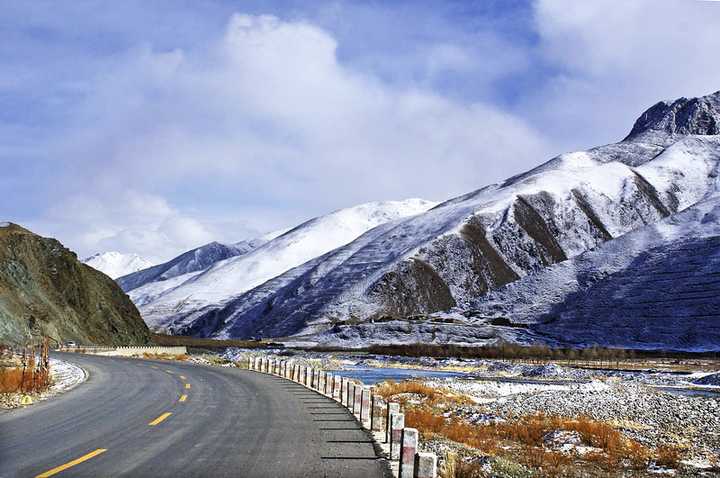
[626,90,720,139]
[83,252,155,279]
[118,240,264,292]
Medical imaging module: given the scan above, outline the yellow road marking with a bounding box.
[179,394,187,402]
[148,412,172,426]
[35,448,107,478]
[184,383,191,389]
[180,375,186,380]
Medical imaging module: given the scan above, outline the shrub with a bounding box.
[654,445,681,468]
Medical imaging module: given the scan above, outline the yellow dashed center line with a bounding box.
[148,412,172,426]
[179,394,187,402]
[184,383,191,390]
[35,448,107,478]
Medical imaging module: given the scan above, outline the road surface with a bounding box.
[0,353,389,478]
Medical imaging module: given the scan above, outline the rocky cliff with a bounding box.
[0,223,151,345]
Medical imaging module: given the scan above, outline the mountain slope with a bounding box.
[463,192,720,351]
[138,199,437,332]
[0,223,151,345]
[117,240,263,292]
[182,91,720,342]
[83,251,154,279]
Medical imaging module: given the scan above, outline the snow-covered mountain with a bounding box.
[137,199,437,332]
[461,192,720,351]
[173,90,720,347]
[117,239,264,293]
[82,252,155,279]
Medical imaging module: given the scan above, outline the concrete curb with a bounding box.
[249,355,438,478]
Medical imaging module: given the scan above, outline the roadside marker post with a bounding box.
[371,395,385,432]
[389,413,405,460]
[346,382,353,409]
[399,428,418,478]
[353,385,362,417]
[333,375,342,400]
[386,402,400,442]
[415,452,437,478]
[360,388,371,427]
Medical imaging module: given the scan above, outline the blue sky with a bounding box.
[2,0,720,261]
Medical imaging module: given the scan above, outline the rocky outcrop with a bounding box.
[0,223,151,345]
[626,90,720,139]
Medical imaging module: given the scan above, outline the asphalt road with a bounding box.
[0,353,389,478]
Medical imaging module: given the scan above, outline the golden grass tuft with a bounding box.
[374,380,472,406]
[654,445,682,468]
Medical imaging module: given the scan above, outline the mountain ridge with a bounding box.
[167,91,720,347]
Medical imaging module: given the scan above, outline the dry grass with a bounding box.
[405,406,681,476]
[374,380,472,406]
[151,333,269,348]
[440,453,486,478]
[654,445,681,468]
[141,353,189,361]
[0,365,50,394]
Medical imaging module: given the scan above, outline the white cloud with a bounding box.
[529,0,720,148]
[31,12,553,260]
[28,191,240,263]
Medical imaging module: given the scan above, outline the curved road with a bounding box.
[0,353,389,478]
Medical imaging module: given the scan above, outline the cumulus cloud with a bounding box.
[26,191,226,263]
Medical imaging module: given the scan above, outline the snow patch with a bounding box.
[49,358,86,393]
[83,251,155,279]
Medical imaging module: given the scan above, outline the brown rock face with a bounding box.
[0,223,151,346]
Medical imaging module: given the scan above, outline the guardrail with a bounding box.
[249,355,437,478]
[58,346,188,357]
